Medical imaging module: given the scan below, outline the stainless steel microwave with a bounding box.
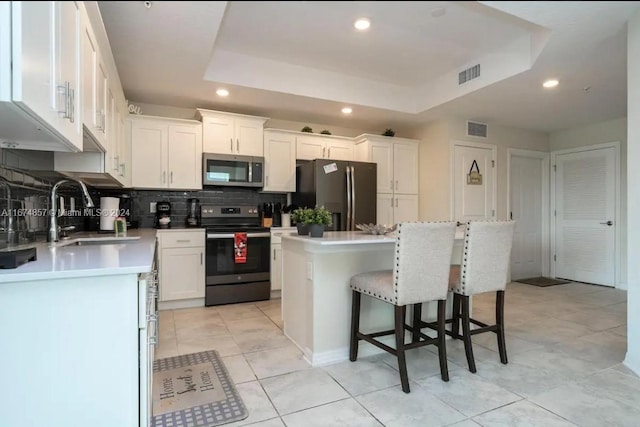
[202,153,264,187]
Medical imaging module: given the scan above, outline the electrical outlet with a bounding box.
[150,202,157,213]
[307,261,313,280]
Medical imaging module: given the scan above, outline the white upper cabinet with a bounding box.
[131,116,202,190]
[263,130,296,192]
[295,134,354,161]
[81,11,108,152]
[54,1,82,147]
[355,134,419,195]
[393,141,419,194]
[197,109,267,156]
[0,1,83,152]
[53,2,130,187]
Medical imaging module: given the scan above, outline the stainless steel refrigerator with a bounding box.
[293,159,377,231]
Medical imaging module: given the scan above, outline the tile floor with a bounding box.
[156,282,637,426]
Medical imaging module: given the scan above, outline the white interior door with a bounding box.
[510,153,545,279]
[554,147,616,286]
[453,143,496,222]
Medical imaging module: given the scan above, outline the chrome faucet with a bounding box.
[0,177,16,245]
[48,179,95,242]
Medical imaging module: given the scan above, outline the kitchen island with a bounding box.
[0,229,157,427]
[280,230,463,367]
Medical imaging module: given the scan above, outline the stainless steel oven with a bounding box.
[202,205,271,306]
[202,153,264,187]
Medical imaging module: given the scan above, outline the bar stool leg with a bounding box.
[437,299,449,381]
[349,290,361,362]
[395,305,410,393]
[461,295,477,373]
[451,292,461,339]
[412,303,422,343]
[496,290,508,364]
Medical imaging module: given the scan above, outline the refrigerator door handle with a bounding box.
[346,166,352,231]
[350,166,356,231]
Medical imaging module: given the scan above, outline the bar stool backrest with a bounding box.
[453,220,515,296]
[393,222,456,306]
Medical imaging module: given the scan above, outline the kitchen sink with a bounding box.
[58,236,141,247]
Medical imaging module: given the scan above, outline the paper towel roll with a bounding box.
[100,197,120,231]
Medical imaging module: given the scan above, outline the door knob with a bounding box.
[599,221,613,226]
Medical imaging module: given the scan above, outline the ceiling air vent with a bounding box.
[467,121,488,138]
[458,64,480,85]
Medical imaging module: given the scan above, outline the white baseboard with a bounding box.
[624,353,640,376]
[306,336,398,367]
[617,282,628,290]
[158,298,205,311]
[270,289,281,299]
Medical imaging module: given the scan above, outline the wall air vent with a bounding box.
[458,64,481,85]
[467,121,488,138]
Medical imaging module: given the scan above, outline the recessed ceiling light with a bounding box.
[341,107,353,114]
[354,18,370,31]
[542,79,559,89]
[431,7,446,18]
[216,88,229,97]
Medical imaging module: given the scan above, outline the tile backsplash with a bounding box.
[95,187,287,228]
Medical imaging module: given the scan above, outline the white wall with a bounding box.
[549,117,628,288]
[418,120,450,220]
[418,118,549,221]
[625,9,640,376]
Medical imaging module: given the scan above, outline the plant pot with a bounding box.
[309,224,325,238]
[296,223,309,235]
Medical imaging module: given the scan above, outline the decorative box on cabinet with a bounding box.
[157,229,206,309]
[355,134,419,224]
[130,115,203,190]
[196,108,268,156]
[263,129,296,192]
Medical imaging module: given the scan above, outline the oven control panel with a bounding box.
[201,205,259,218]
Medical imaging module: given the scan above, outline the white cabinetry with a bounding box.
[0,1,83,152]
[263,130,296,192]
[130,116,203,190]
[270,229,288,292]
[296,134,354,161]
[196,109,267,156]
[52,3,131,187]
[355,134,419,224]
[158,230,206,305]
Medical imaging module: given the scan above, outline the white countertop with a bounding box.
[0,229,157,283]
[281,229,465,246]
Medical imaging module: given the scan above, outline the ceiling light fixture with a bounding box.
[542,79,559,89]
[216,88,229,97]
[341,107,353,114]
[354,18,370,31]
[431,7,446,18]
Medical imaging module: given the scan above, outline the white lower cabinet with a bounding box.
[376,193,419,225]
[270,228,294,291]
[158,230,205,303]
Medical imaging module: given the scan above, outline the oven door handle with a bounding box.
[207,232,271,239]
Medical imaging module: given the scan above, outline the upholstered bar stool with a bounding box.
[349,222,457,393]
[449,220,515,373]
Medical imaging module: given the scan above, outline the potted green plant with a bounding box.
[382,128,395,137]
[320,130,332,135]
[301,126,313,133]
[291,207,312,235]
[306,206,332,238]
